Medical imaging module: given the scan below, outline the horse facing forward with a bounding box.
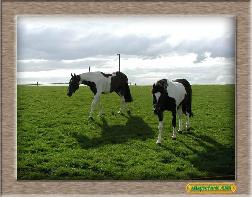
[67,71,133,119]
[152,78,193,144]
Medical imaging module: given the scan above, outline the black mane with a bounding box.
[101,72,112,78]
[81,80,97,95]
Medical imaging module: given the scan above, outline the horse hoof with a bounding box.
[172,136,176,140]
[118,111,124,115]
[88,116,94,121]
[127,110,131,115]
[178,130,183,134]
[156,141,161,145]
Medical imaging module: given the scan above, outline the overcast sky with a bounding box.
[17,16,235,85]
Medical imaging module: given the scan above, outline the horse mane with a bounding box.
[101,72,112,78]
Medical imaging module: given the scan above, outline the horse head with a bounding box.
[67,73,81,97]
[152,79,168,114]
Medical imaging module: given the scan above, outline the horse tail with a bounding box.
[124,83,133,102]
[187,86,193,117]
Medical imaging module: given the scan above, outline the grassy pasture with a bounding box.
[17,85,235,180]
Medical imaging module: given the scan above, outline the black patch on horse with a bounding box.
[153,96,176,126]
[152,79,168,95]
[101,72,112,78]
[156,79,168,92]
[82,80,97,95]
[110,72,133,102]
[110,72,127,93]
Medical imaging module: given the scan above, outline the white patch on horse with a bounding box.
[156,121,163,144]
[80,72,112,94]
[167,81,186,107]
[154,92,161,102]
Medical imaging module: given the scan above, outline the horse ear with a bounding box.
[71,73,73,77]
[74,73,76,76]
[152,84,155,94]
[162,80,168,90]
[163,85,167,91]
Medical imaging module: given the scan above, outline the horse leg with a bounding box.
[89,93,101,118]
[156,112,164,144]
[178,106,183,133]
[118,96,126,114]
[98,99,104,117]
[171,110,177,139]
[123,95,131,115]
[186,112,191,130]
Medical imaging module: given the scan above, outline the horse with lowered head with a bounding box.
[67,71,133,119]
[152,78,193,144]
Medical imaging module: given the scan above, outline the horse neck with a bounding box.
[166,79,175,90]
[79,72,91,82]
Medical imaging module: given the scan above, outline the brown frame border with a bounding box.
[1,0,250,195]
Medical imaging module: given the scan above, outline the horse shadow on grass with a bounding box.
[72,114,154,149]
[160,131,235,180]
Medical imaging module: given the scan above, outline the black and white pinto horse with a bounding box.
[152,79,193,144]
[67,71,133,118]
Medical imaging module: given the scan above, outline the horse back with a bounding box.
[167,80,187,106]
[173,79,192,96]
[80,72,111,94]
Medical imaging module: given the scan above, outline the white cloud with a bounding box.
[18,59,48,63]
[17,53,234,85]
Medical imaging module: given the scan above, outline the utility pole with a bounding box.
[89,66,90,72]
[117,53,120,72]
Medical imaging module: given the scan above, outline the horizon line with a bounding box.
[17,83,235,86]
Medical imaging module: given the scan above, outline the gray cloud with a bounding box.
[17,25,169,60]
[124,60,235,85]
[17,17,235,85]
[175,35,235,63]
[17,24,234,62]
[17,59,109,72]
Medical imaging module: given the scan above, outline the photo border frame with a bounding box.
[1,0,250,196]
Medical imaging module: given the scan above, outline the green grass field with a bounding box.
[17,85,235,180]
